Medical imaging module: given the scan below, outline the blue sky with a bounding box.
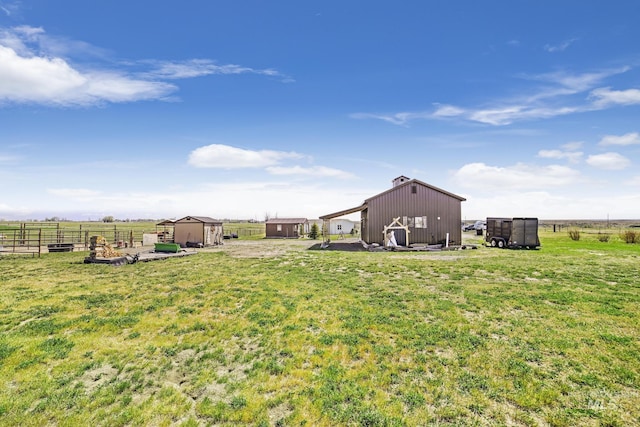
[1,1,640,221]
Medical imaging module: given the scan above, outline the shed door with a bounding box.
[204,226,212,245]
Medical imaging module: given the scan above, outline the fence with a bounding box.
[224,227,265,238]
[0,222,267,253]
[40,229,146,249]
[0,223,149,253]
[0,228,42,257]
[539,221,640,234]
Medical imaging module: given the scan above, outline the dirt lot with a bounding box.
[202,238,357,258]
[199,235,484,258]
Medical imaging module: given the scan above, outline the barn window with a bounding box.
[415,216,427,228]
[411,185,417,194]
[337,224,342,230]
[277,224,282,232]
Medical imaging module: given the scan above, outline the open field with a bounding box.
[1,231,639,426]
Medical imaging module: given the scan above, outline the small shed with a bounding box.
[174,216,224,247]
[265,218,307,238]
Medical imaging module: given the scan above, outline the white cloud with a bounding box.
[266,165,355,179]
[468,105,579,126]
[537,149,583,164]
[586,152,631,170]
[0,154,18,162]
[0,45,176,106]
[561,141,584,151]
[544,38,578,53]
[349,111,426,126]
[0,26,291,107]
[350,103,466,125]
[452,162,582,191]
[0,203,32,217]
[1,25,111,61]
[145,59,291,82]
[528,67,629,96]
[188,144,304,169]
[432,104,465,118]
[9,181,375,221]
[465,68,630,125]
[352,67,633,127]
[0,3,21,18]
[590,87,640,107]
[7,25,44,50]
[626,176,640,186]
[461,191,640,220]
[599,132,640,146]
[47,188,102,198]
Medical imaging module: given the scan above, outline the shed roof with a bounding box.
[175,216,223,224]
[265,218,307,224]
[156,219,176,226]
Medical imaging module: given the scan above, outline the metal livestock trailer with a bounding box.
[485,217,540,249]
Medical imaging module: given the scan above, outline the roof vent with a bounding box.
[392,176,411,187]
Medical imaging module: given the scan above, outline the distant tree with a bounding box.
[309,223,319,239]
[102,216,115,223]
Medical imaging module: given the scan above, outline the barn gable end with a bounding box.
[321,176,465,246]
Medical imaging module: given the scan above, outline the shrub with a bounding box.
[620,230,638,244]
[309,223,319,240]
[597,233,610,242]
[568,229,581,241]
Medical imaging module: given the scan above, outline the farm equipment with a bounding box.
[485,217,540,249]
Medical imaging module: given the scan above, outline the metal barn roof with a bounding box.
[320,178,465,220]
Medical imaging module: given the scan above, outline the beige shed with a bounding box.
[173,216,224,247]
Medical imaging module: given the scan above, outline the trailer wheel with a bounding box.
[497,239,505,248]
[490,238,497,247]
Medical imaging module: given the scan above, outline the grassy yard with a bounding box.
[0,232,638,426]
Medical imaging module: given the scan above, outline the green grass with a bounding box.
[0,231,638,426]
